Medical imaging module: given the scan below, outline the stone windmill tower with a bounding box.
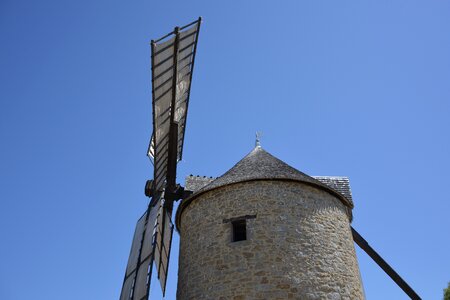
[175,144,364,299]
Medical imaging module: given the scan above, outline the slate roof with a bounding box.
[313,176,353,205]
[176,146,354,230]
[185,175,216,192]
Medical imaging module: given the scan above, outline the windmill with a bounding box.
[119,17,201,300]
[120,18,421,300]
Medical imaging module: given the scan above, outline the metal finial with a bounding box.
[255,131,262,148]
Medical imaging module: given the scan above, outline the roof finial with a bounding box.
[255,131,262,148]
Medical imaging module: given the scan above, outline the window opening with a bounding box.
[232,220,247,242]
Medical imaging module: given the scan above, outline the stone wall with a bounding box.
[177,180,364,300]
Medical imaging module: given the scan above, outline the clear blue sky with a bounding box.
[1,1,449,299]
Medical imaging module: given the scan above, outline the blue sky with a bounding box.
[1,1,449,299]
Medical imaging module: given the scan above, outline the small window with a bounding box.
[232,220,247,242]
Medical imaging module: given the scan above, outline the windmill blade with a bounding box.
[148,17,202,195]
[120,198,161,300]
[173,21,200,161]
[133,17,201,299]
[146,133,155,165]
[153,207,174,296]
[120,212,146,300]
[351,227,421,300]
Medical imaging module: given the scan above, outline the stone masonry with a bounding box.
[176,180,364,300]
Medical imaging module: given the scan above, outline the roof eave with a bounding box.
[175,177,353,232]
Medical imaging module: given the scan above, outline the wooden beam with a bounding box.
[351,226,421,300]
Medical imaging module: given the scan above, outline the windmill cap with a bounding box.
[176,146,354,230]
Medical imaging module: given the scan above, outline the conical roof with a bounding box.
[197,146,321,192]
[176,146,353,229]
